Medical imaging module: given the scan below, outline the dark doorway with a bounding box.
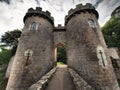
[56,46,67,64]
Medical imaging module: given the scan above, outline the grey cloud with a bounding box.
[0,0,11,4]
[35,0,40,6]
[0,0,120,38]
[94,0,104,8]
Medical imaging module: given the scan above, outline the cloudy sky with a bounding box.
[0,0,120,37]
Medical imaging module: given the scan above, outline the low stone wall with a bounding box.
[108,48,120,59]
[68,68,94,90]
[28,67,56,90]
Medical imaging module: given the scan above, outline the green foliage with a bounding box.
[1,29,21,56]
[0,48,12,64]
[1,29,21,46]
[118,79,120,87]
[102,16,120,50]
[57,62,65,65]
[57,47,67,64]
[0,65,8,90]
[0,48,12,90]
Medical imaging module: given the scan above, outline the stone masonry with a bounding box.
[6,3,120,90]
[6,7,54,90]
[108,48,120,79]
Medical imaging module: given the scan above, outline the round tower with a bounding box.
[65,3,120,90]
[111,6,120,17]
[6,7,54,90]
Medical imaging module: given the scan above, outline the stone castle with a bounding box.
[5,3,120,90]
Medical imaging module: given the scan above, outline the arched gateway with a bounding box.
[6,3,120,90]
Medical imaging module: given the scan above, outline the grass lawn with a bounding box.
[57,62,65,65]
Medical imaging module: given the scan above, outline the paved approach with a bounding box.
[45,65,76,90]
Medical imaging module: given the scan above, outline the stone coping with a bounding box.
[28,67,56,90]
[68,68,94,90]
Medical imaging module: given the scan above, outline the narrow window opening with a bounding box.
[24,50,33,66]
[30,22,38,31]
[88,19,95,28]
[99,50,105,67]
[97,46,107,68]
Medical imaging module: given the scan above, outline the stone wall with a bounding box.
[5,56,15,79]
[53,30,66,47]
[108,48,120,59]
[69,68,94,90]
[6,16,54,90]
[108,48,120,79]
[28,67,56,90]
[65,3,120,90]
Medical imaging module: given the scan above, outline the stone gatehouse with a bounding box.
[6,3,120,90]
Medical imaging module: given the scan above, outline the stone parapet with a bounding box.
[108,48,120,59]
[68,68,94,90]
[65,3,99,25]
[53,24,66,32]
[23,7,54,25]
[5,56,15,79]
[28,67,56,90]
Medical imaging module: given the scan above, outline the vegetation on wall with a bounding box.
[102,16,120,50]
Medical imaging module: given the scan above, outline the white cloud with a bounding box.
[0,0,120,37]
[96,0,120,26]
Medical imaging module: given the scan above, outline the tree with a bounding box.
[1,29,21,46]
[102,16,120,50]
[1,29,21,55]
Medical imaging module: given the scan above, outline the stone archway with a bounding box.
[54,43,67,66]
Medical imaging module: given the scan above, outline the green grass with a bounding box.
[57,62,65,65]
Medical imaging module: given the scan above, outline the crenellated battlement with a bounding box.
[23,7,54,25]
[53,24,66,32]
[65,3,99,25]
